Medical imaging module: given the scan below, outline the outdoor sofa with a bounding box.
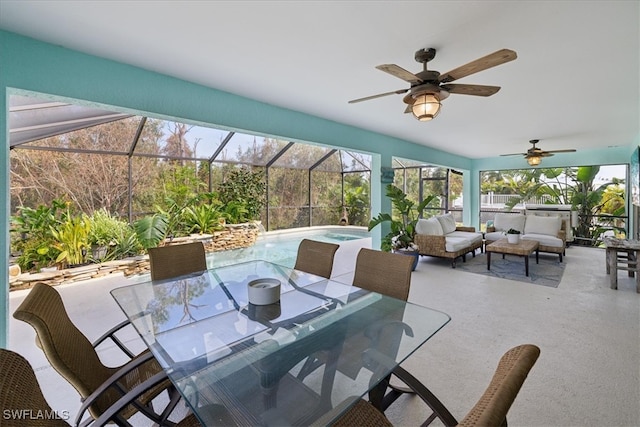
[414,213,483,268]
[485,213,566,261]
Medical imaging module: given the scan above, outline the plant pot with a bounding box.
[506,234,521,244]
[91,245,108,260]
[394,249,420,271]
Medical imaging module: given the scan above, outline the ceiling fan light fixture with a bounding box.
[527,155,542,166]
[412,93,441,121]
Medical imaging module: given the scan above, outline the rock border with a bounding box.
[9,222,261,290]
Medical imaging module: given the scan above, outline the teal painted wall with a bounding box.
[0,29,637,346]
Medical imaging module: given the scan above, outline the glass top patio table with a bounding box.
[111,260,450,426]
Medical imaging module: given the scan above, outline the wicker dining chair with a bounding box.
[12,282,177,426]
[332,344,541,427]
[352,248,414,302]
[0,348,69,427]
[293,238,340,279]
[0,348,213,427]
[148,241,207,281]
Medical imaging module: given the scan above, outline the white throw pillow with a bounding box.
[524,215,561,236]
[493,213,526,233]
[436,213,457,234]
[416,218,443,235]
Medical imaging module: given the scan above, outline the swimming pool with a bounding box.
[207,226,371,269]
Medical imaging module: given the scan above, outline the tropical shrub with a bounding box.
[50,214,91,267]
[11,199,67,271]
[218,168,266,221]
[88,209,139,261]
[133,214,169,250]
[368,184,437,252]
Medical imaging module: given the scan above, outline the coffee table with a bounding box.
[486,239,539,277]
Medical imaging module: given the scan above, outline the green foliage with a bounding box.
[343,175,370,226]
[50,214,91,266]
[218,168,266,221]
[11,199,68,271]
[222,201,250,224]
[15,238,58,272]
[368,184,437,252]
[156,196,190,238]
[155,165,203,212]
[182,199,224,234]
[133,214,169,249]
[108,228,142,260]
[88,209,140,261]
[88,209,119,246]
[506,228,521,234]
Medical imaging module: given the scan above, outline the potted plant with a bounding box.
[368,184,437,269]
[506,228,521,244]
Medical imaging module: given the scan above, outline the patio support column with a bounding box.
[370,153,392,251]
[1,92,8,348]
[464,170,479,230]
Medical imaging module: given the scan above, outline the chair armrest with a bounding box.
[391,365,458,427]
[414,234,447,255]
[92,319,137,359]
[362,348,458,427]
[487,226,497,233]
[75,351,169,426]
[456,226,476,232]
[558,229,566,243]
[78,370,184,427]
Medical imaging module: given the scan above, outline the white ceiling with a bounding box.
[1,1,638,159]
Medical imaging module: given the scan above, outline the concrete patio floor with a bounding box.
[7,242,640,426]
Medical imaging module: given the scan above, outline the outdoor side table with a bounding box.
[603,237,640,293]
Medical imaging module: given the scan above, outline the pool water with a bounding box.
[208,227,370,269]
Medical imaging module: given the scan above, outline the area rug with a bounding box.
[454,252,565,288]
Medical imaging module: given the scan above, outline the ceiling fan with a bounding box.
[501,139,577,166]
[348,48,517,121]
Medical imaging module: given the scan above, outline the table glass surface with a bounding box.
[111,260,450,426]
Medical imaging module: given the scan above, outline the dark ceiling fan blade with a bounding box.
[545,149,577,154]
[500,152,527,156]
[348,89,409,104]
[376,64,423,84]
[404,104,412,114]
[441,83,501,97]
[439,49,517,83]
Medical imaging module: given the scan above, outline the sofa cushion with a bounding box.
[524,215,561,236]
[522,233,564,248]
[436,213,457,234]
[493,213,526,233]
[484,231,505,242]
[444,236,472,253]
[416,218,443,235]
[447,231,483,245]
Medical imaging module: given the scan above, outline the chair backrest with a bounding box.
[148,241,207,281]
[457,344,541,427]
[293,238,340,279]
[0,348,70,426]
[352,248,414,301]
[12,283,113,402]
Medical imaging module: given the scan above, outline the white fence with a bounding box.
[481,193,552,208]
